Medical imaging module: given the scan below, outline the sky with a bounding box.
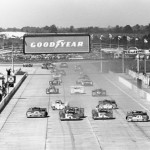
[1,0,150,28]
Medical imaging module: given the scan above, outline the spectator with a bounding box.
[0,86,2,102]
[6,68,11,76]
[2,84,7,97]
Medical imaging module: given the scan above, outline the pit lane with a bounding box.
[0,61,150,150]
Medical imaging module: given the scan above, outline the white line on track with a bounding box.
[104,75,150,112]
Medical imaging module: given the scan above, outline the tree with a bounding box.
[132,24,140,33]
[146,23,150,33]
[43,26,50,32]
[69,26,75,32]
[114,25,122,33]
[49,24,57,33]
[123,25,133,33]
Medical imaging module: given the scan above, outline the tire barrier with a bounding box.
[0,73,27,113]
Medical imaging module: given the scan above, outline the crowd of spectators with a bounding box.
[0,84,7,102]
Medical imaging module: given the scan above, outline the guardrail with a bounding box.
[0,73,27,113]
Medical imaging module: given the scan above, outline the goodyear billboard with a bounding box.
[23,33,90,54]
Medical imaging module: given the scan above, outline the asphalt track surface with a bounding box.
[1,62,150,150]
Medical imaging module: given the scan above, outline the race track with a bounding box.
[1,61,150,150]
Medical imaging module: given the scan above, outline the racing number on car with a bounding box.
[104,104,111,108]
[136,115,142,119]
[34,111,39,115]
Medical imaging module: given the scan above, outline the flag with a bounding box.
[127,36,131,41]
[11,35,17,39]
[109,34,113,39]
[0,34,7,39]
[100,35,103,40]
[90,34,94,39]
[118,36,121,40]
[144,39,148,43]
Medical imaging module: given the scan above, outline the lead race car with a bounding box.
[26,107,48,118]
[126,110,149,122]
[92,108,114,120]
[98,99,118,109]
[41,62,56,69]
[59,106,84,121]
[51,100,68,110]
[92,88,106,96]
[60,62,68,68]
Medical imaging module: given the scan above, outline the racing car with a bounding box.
[52,72,62,78]
[78,79,93,86]
[51,100,68,110]
[98,99,118,109]
[26,107,48,118]
[57,70,66,76]
[78,74,90,79]
[70,86,85,94]
[126,110,149,122]
[59,106,84,121]
[23,63,33,67]
[47,63,56,69]
[74,65,82,71]
[92,89,106,96]
[41,62,55,69]
[92,108,114,120]
[46,86,59,94]
[60,62,68,68]
[76,78,92,85]
[41,63,48,69]
[49,79,61,86]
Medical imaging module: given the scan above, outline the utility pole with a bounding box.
[137,53,140,73]
[144,54,147,74]
[12,44,14,73]
[122,52,125,73]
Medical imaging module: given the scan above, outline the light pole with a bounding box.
[137,53,140,73]
[118,36,121,48]
[109,34,112,48]
[12,44,14,73]
[144,54,148,75]
[99,35,103,73]
[122,51,125,73]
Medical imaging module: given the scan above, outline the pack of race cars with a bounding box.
[26,62,150,122]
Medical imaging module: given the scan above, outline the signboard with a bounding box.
[23,34,90,54]
[7,75,15,84]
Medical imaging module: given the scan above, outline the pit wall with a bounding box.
[0,73,27,113]
[118,76,150,101]
[127,69,150,86]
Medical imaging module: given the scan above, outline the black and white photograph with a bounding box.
[0,0,150,149]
